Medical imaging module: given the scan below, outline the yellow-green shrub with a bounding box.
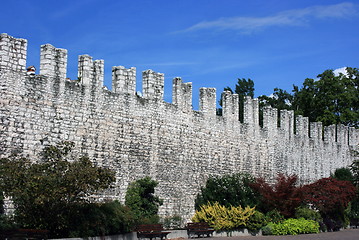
[262,218,319,235]
[192,202,255,231]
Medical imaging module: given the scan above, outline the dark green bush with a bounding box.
[347,199,359,227]
[68,201,135,238]
[0,142,116,238]
[246,211,268,232]
[125,177,163,225]
[262,223,274,235]
[266,209,284,224]
[263,218,319,235]
[322,217,343,232]
[99,201,135,233]
[331,168,354,183]
[195,173,259,210]
[0,193,3,215]
[295,206,322,222]
[0,214,18,232]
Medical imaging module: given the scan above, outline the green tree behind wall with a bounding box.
[331,167,354,183]
[217,78,254,120]
[292,68,359,127]
[221,67,358,127]
[125,176,163,225]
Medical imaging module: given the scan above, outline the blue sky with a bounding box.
[2,0,358,109]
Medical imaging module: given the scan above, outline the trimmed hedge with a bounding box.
[262,218,319,235]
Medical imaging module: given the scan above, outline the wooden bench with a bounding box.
[0,229,48,240]
[136,224,171,240]
[186,222,214,238]
[350,219,359,228]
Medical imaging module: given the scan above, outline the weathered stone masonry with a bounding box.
[0,34,358,221]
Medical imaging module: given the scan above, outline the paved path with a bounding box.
[207,229,359,240]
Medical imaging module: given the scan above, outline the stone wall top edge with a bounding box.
[0,33,27,43]
[0,34,357,146]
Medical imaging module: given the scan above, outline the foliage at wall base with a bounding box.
[0,141,116,238]
[68,201,135,238]
[262,218,319,235]
[125,176,163,226]
[194,173,259,210]
[246,211,268,232]
[192,202,255,231]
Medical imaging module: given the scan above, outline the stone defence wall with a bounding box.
[0,34,358,221]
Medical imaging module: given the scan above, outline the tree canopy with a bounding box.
[250,174,303,218]
[218,78,255,120]
[331,167,355,183]
[221,67,358,127]
[125,176,163,224]
[291,68,359,127]
[302,177,356,219]
[0,141,116,237]
[194,173,259,210]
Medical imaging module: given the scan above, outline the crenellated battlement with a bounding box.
[262,106,278,135]
[221,91,239,123]
[77,54,104,88]
[296,115,309,138]
[199,87,217,119]
[172,77,192,112]
[1,33,358,145]
[112,66,136,95]
[0,34,358,222]
[142,69,164,100]
[0,33,355,145]
[0,33,27,72]
[40,44,67,79]
[1,33,357,146]
[310,122,323,142]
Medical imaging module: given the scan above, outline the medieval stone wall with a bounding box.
[0,34,358,221]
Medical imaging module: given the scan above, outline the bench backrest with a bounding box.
[137,224,164,233]
[187,222,211,230]
[1,229,49,239]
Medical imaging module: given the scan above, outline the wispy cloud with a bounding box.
[136,61,198,67]
[180,2,357,34]
[50,0,98,20]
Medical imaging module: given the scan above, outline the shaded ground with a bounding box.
[205,229,359,240]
